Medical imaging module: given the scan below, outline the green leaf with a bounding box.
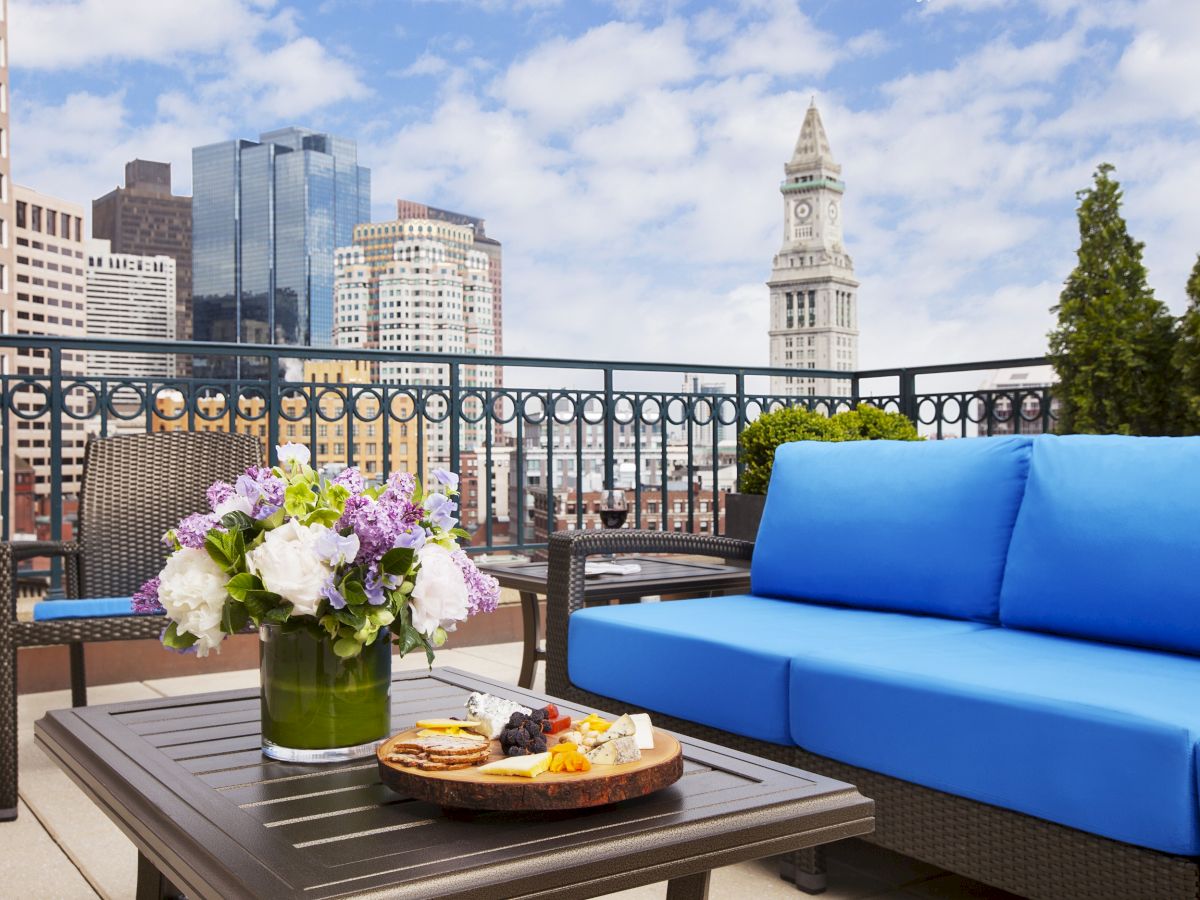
[339,576,368,608]
[241,590,281,621]
[225,572,265,602]
[334,606,367,631]
[451,527,471,541]
[220,510,255,534]
[319,614,340,638]
[162,621,199,650]
[398,624,425,657]
[432,626,447,647]
[284,481,315,518]
[205,531,233,571]
[263,604,292,625]
[379,547,414,577]
[221,601,249,635]
[333,638,361,658]
[302,507,342,528]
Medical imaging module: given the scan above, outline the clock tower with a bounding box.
[768,101,859,398]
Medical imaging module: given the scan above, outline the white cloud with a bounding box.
[228,37,369,117]
[710,1,842,77]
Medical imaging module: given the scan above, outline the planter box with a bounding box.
[724,492,766,543]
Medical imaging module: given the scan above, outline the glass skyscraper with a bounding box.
[192,128,370,375]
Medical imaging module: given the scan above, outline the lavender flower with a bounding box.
[364,569,387,606]
[175,512,218,550]
[333,467,365,495]
[206,480,235,513]
[313,528,361,567]
[393,525,427,552]
[132,578,164,614]
[236,467,286,520]
[452,550,501,616]
[424,492,458,531]
[431,468,460,491]
[320,576,346,610]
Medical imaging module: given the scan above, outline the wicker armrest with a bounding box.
[544,530,754,697]
[1,541,83,618]
[6,540,82,563]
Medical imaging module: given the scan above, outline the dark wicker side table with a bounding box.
[477,556,752,689]
[35,667,872,899]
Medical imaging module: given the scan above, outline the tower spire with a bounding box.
[789,102,838,173]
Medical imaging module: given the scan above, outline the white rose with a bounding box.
[158,548,229,657]
[410,544,470,637]
[214,492,254,519]
[246,519,332,617]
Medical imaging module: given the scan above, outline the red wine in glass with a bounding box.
[600,489,628,530]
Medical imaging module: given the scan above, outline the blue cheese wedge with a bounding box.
[594,713,636,745]
[586,735,641,766]
[465,692,532,740]
[630,713,654,750]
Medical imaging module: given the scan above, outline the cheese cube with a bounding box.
[630,713,655,750]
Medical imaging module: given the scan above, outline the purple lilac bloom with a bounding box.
[452,550,501,616]
[424,492,458,531]
[338,496,398,566]
[333,467,365,495]
[207,480,235,513]
[386,471,416,498]
[431,468,460,491]
[320,576,347,610]
[236,467,286,519]
[132,578,164,614]
[175,512,218,549]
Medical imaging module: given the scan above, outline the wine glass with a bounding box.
[599,489,628,561]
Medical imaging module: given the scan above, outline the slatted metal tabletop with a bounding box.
[35,667,873,899]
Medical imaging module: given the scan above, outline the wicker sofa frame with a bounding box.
[545,529,1200,899]
[1,430,262,821]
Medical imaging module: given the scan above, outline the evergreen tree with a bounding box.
[1172,255,1200,432]
[1047,163,1180,435]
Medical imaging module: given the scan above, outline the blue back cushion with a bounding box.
[1000,434,1200,655]
[751,436,1033,622]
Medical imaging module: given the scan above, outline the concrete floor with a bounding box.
[9,641,1022,899]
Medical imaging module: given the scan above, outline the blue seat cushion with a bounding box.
[789,626,1200,854]
[1001,434,1200,656]
[32,597,149,621]
[752,436,1032,622]
[568,595,987,745]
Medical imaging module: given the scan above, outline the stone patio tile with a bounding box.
[0,800,99,899]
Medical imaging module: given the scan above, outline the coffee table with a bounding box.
[35,667,873,899]
[477,556,751,688]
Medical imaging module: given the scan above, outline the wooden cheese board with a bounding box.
[377,727,684,811]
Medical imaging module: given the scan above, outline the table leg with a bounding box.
[518,590,542,689]
[666,871,710,900]
[136,851,180,900]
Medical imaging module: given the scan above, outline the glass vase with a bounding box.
[259,624,392,763]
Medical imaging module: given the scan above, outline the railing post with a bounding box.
[851,373,861,407]
[267,358,280,467]
[449,362,461,476]
[603,367,615,490]
[734,371,746,490]
[899,369,917,422]
[48,345,64,598]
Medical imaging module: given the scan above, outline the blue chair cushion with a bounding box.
[32,597,148,621]
[568,594,987,745]
[752,436,1033,622]
[1000,434,1200,655]
[788,626,1200,854]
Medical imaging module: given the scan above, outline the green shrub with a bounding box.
[737,404,920,494]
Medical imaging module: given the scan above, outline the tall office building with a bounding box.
[192,127,370,375]
[767,102,859,397]
[394,200,503,359]
[334,216,496,461]
[0,0,16,532]
[92,160,192,346]
[85,238,176,377]
[13,186,88,499]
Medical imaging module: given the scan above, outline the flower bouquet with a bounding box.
[135,443,500,761]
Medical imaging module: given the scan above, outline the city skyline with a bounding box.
[5,0,1200,375]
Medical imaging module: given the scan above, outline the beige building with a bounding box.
[12,185,88,499]
[86,238,176,378]
[0,0,16,530]
[768,102,859,398]
[151,359,419,481]
[334,216,497,463]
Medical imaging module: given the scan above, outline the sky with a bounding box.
[8,0,1200,382]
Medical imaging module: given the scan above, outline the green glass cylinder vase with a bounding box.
[259,624,392,763]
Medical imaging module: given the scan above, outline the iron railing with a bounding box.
[0,335,1056,555]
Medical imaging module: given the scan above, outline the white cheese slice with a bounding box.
[595,713,636,745]
[477,752,551,778]
[630,713,654,750]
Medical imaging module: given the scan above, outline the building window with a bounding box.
[31,206,41,232]
[15,200,25,229]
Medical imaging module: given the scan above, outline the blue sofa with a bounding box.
[546,435,1200,898]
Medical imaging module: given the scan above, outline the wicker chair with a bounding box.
[545,529,1200,900]
[1,430,261,821]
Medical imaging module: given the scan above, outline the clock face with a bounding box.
[828,201,839,223]
[794,201,812,220]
